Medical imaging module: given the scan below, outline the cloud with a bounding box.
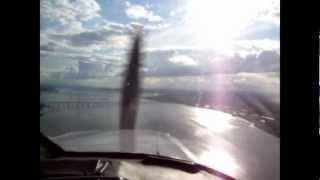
[78,60,105,75]
[235,39,280,52]
[169,7,185,17]
[230,72,280,103]
[144,23,171,31]
[125,1,162,22]
[67,30,130,49]
[40,0,101,25]
[145,20,279,54]
[142,72,279,102]
[241,21,279,41]
[41,27,279,81]
[41,56,122,81]
[40,23,129,79]
[40,42,56,52]
[41,21,133,55]
[169,55,198,66]
[39,0,279,97]
[69,31,107,46]
[40,16,172,64]
[237,50,280,73]
[142,50,205,76]
[258,0,279,25]
[47,21,86,34]
[142,49,279,77]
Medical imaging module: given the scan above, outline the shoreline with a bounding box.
[145,95,280,137]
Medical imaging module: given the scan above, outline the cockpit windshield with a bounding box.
[40,0,280,179]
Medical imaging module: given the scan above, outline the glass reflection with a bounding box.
[192,108,235,133]
[191,108,241,177]
[199,147,240,178]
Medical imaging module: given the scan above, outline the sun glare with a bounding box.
[199,148,240,177]
[193,108,235,133]
[184,0,274,50]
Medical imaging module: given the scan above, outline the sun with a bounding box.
[184,0,274,51]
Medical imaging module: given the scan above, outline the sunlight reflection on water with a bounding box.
[199,147,241,178]
[192,108,235,133]
[191,108,242,177]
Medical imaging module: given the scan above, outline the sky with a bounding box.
[40,0,279,98]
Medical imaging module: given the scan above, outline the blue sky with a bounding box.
[40,0,279,96]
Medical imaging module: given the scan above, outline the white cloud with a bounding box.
[40,22,131,78]
[40,0,101,25]
[145,23,171,31]
[256,0,279,25]
[231,72,279,103]
[143,48,279,77]
[169,7,185,16]
[142,72,279,102]
[235,39,280,52]
[146,21,279,56]
[40,19,133,57]
[46,21,86,34]
[125,1,162,22]
[169,55,198,66]
[106,35,130,49]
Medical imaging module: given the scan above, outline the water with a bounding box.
[40,89,279,180]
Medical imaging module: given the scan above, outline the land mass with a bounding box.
[143,89,280,137]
